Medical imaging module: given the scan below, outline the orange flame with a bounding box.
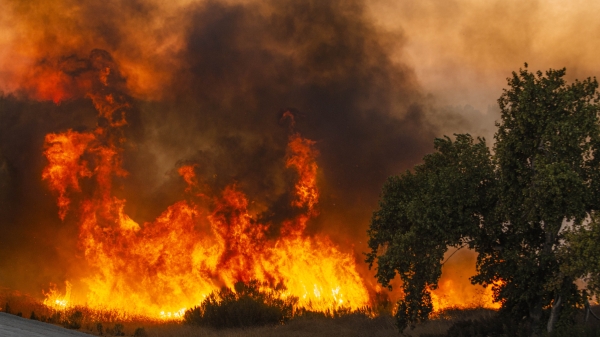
[43,281,72,310]
[430,248,501,312]
[37,55,501,320]
[41,70,369,318]
[23,67,71,104]
[286,134,319,213]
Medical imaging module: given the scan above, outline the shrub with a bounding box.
[133,327,148,337]
[293,306,374,320]
[64,310,83,329]
[48,311,62,324]
[30,311,38,320]
[114,323,125,336]
[184,280,297,328]
[105,323,125,336]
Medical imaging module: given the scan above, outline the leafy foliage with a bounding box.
[366,134,496,329]
[184,280,297,328]
[561,212,600,297]
[366,65,600,333]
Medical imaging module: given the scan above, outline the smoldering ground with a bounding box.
[0,0,450,297]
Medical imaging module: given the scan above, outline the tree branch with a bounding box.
[441,244,467,266]
[585,298,600,321]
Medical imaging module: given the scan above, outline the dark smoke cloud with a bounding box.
[136,0,438,238]
[0,0,445,295]
[0,97,98,293]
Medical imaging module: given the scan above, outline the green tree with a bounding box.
[366,65,600,334]
[561,212,600,308]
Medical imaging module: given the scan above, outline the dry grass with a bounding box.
[0,289,398,336]
[0,290,500,337]
[404,307,497,337]
[73,308,499,337]
[77,314,399,337]
[3,295,600,337]
[0,287,52,319]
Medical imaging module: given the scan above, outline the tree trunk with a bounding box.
[546,295,562,333]
[530,299,543,336]
[585,298,591,323]
[529,219,557,336]
[585,297,600,321]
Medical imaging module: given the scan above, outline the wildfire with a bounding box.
[43,281,72,310]
[41,52,369,318]
[34,50,503,321]
[430,248,501,312]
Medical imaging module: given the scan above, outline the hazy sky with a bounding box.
[370,0,600,138]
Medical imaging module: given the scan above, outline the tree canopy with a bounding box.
[366,65,600,334]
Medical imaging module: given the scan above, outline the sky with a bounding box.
[370,0,600,138]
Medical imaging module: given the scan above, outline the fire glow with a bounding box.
[429,248,501,312]
[32,50,504,319]
[0,39,506,322]
[40,54,370,318]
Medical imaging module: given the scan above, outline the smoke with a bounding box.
[144,0,438,239]
[368,0,600,132]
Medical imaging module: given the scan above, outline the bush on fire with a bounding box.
[184,280,297,328]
